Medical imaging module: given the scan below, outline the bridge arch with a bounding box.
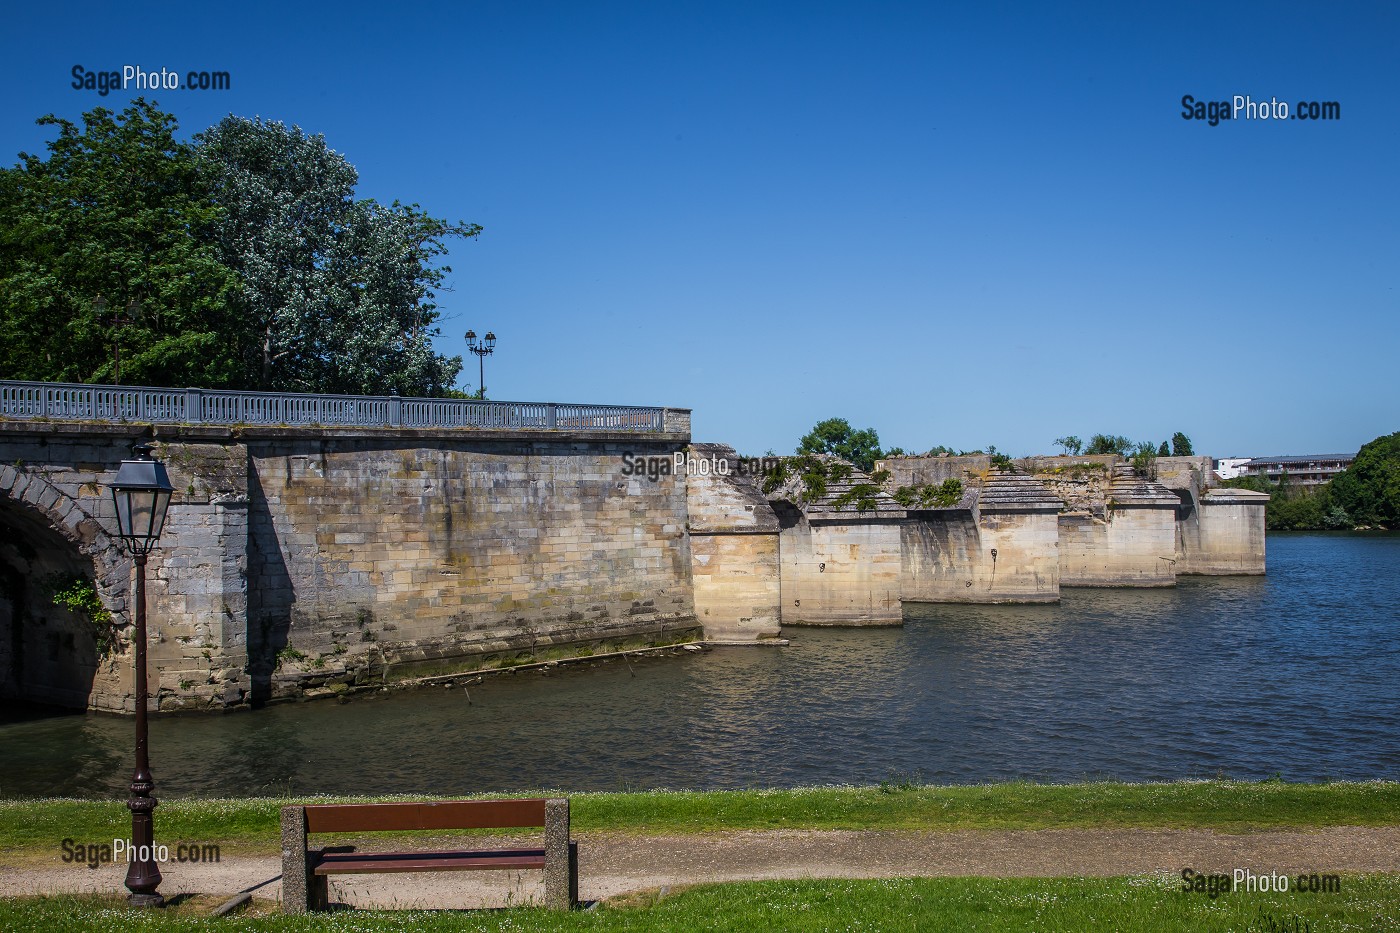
[0,466,130,711]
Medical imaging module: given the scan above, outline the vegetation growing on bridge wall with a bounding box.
[47,575,117,659]
[890,479,964,509]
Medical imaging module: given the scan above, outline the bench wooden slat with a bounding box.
[314,849,547,875]
[304,798,547,833]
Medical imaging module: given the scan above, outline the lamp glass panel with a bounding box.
[130,494,155,540]
[114,488,134,539]
[150,488,172,539]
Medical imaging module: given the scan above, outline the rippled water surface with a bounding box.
[2,533,1396,798]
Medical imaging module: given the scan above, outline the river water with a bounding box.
[2,533,1396,798]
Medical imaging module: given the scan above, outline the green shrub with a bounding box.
[48,576,118,659]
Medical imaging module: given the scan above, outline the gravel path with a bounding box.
[3,827,1397,909]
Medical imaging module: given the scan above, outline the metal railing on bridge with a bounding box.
[0,380,687,434]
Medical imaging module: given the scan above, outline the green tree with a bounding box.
[0,100,241,386]
[1055,436,1084,455]
[195,115,480,395]
[1330,431,1400,527]
[1221,474,1348,531]
[1171,432,1194,456]
[1130,441,1157,476]
[1157,441,1171,457]
[797,418,884,472]
[1086,434,1135,456]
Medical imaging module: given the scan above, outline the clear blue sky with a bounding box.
[3,1,1396,458]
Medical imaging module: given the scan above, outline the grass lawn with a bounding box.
[2,875,1398,932]
[1,779,1397,855]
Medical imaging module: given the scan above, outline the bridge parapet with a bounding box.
[0,380,686,435]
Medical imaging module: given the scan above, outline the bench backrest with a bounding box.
[303,798,550,834]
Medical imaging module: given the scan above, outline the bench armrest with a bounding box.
[280,806,315,913]
[543,798,575,909]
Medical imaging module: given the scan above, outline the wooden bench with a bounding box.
[280,797,577,912]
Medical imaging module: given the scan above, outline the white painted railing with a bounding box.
[0,381,687,434]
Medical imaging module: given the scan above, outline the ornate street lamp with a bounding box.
[109,443,174,906]
[465,329,497,399]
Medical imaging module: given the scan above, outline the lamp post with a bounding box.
[109,443,174,907]
[465,329,497,399]
[95,296,141,386]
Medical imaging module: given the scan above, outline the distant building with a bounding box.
[1213,457,1254,480]
[1238,454,1355,489]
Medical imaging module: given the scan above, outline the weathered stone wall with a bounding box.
[1176,489,1269,574]
[0,419,1270,710]
[685,444,781,643]
[763,457,906,626]
[690,533,782,641]
[1059,466,1180,587]
[244,434,698,701]
[1058,507,1177,587]
[1155,456,1268,575]
[878,454,992,488]
[0,426,251,712]
[0,422,697,711]
[1154,456,1216,495]
[901,506,1061,604]
[778,514,904,625]
[144,441,252,711]
[1020,455,1121,474]
[1027,459,1116,516]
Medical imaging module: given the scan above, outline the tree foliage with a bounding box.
[1,101,478,396]
[1224,474,1352,531]
[1330,431,1400,527]
[797,418,885,472]
[1171,432,1194,456]
[0,100,241,386]
[1055,436,1083,456]
[195,115,479,394]
[1085,434,1136,456]
[1129,441,1157,476]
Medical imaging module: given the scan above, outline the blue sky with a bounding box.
[2,2,1395,458]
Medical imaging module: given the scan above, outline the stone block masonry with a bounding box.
[901,473,1061,604]
[0,420,697,711]
[246,434,699,702]
[1058,466,1179,587]
[763,457,905,625]
[685,444,782,643]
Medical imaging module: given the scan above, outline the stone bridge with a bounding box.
[0,381,695,712]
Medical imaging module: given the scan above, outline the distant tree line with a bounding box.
[0,100,479,396]
[1224,431,1400,531]
[1054,432,1193,458]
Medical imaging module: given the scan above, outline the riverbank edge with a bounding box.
[2,779,1398,855]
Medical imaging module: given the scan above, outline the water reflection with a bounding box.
[1,534,1397,798]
